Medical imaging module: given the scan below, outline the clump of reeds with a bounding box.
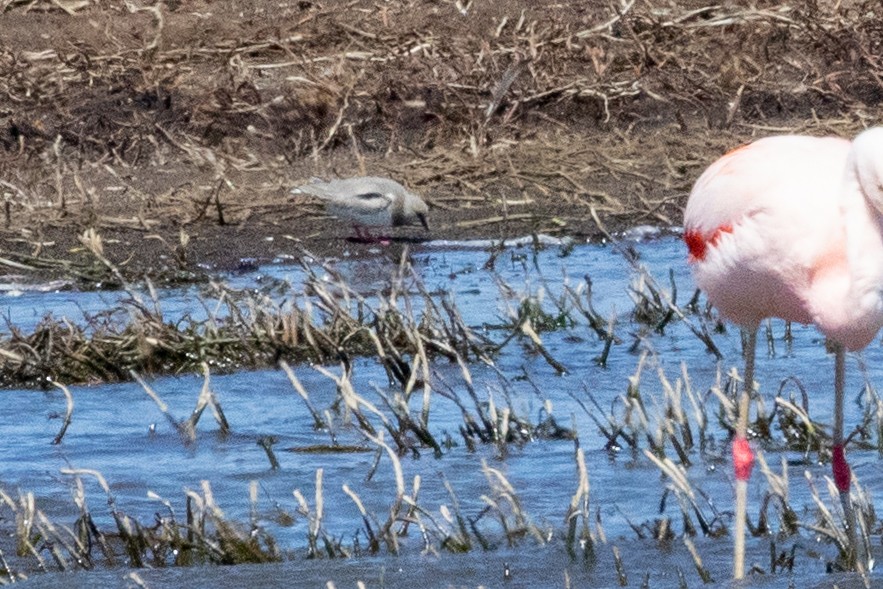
[0,246,499,387]
[0,471,280,576]
[0,443,561,576]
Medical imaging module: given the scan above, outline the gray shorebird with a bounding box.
[292,176,429,241]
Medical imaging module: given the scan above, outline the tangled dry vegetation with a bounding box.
[0,241,501,387]
[0,0,883,275]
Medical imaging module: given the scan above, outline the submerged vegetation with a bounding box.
[0,237,881,584]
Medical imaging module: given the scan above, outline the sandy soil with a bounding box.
[0,0,880,282]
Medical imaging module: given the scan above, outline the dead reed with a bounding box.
[0,246,501,387]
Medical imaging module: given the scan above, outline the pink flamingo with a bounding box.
[684,127,883,578]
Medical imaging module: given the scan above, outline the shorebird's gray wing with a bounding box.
[347,190,395,212]
[293,180,395,213]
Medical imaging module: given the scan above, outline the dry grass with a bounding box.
[0,244,498,386]
[1,1,882,268]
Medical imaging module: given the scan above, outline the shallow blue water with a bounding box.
[1,235,880,587]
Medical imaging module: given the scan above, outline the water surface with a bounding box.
[1,235,880,587]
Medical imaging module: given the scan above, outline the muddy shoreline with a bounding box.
[1,1,880,283]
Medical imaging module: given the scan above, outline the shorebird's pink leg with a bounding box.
[349,224,391,245]
[733,328,756,580]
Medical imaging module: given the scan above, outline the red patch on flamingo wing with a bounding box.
[684,229,707,260]
[684,224,733,262]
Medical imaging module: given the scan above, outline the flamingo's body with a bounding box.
[686,132,883,347]
[684,127,883,578]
